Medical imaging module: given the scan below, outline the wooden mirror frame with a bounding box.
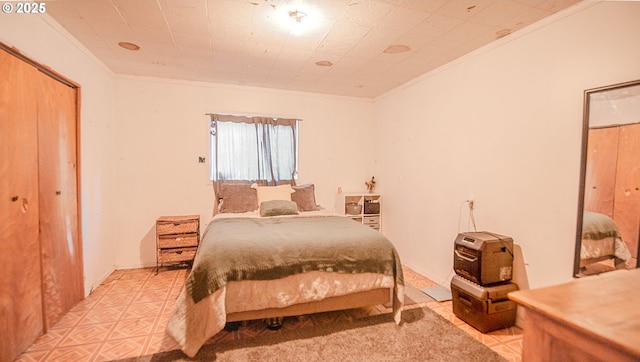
[574,79,640,277]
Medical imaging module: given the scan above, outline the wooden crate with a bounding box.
[156,215,200,273]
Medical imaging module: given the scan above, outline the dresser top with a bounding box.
[509,268,640,357]
[157,215,199,222]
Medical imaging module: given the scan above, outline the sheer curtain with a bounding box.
[210,114,299,194]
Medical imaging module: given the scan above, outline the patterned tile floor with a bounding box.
[403,268,523,361]
[16,266,522,361]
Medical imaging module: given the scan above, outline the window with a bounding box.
[209,114,299,183]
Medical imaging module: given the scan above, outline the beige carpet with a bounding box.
[115,305,505,361]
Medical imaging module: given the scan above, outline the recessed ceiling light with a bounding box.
[383,44,411,54]
[118,41,140,51]
[496,29,512,39]
[315,60,333,67]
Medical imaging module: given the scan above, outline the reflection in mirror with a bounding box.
[575,80,640,277]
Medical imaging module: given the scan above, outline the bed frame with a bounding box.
[226,287,392,323]
[580,255,627,269]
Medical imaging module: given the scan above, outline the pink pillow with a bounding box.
[218,183,257,213]
[292,184,320,211]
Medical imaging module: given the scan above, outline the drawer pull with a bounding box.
[176,251,183,255]
[460,295,472,307]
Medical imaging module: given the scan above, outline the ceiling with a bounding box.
[45,0,581,98]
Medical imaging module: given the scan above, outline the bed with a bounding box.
[580,211,632,270]
[166,182,404,357]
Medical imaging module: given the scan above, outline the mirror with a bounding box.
[575,80,640,277]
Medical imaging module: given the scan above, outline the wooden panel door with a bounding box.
[37,72,84,330]
[613,123,640,260]
[584,127,619,217]
[0,49,44,361]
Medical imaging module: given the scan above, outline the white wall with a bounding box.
[113,77,375,268]
[0,14,118,294]
[374,1,640,289]
[4,1,639,294]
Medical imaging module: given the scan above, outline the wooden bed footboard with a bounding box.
[580,255,627,269]
[226,287,392,322]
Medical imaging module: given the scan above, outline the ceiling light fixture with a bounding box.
[118,41,140,51]
[383,44,411,54]
[274,5,322,36]
[288,9,308,36]
[289,10,306,23]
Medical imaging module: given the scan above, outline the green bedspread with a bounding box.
[582,211,621,240]
[185,215,404,304]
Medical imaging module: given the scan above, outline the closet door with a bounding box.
[0,49,44,362]
[584,127,619,217]
[613,123,640,260]
[38,71,84,329]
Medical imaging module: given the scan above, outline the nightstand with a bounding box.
[156,215,200,273]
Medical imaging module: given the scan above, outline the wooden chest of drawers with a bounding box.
[156,215,200,273]
[509,269,640,362]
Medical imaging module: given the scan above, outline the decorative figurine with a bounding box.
[365,176,376,192]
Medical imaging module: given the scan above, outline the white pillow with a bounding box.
[251,183,294,210]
